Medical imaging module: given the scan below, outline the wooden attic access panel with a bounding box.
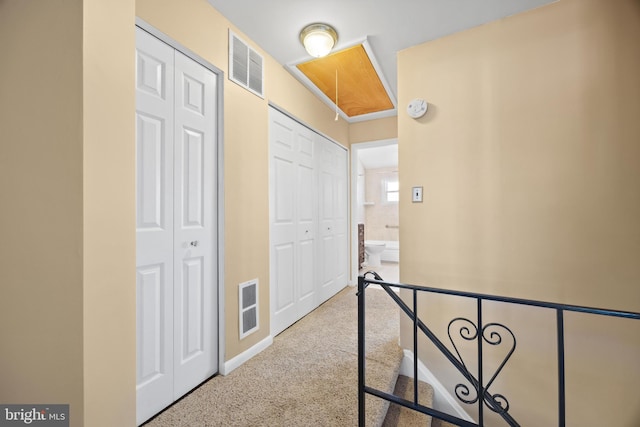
[296,44,394,118]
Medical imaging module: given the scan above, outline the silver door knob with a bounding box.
[190,241,199,247]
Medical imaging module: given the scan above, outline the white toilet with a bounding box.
[364,241,386,267]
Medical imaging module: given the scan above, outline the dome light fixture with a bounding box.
[299,23,338,58]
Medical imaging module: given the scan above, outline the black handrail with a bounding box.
[357,272,640,427]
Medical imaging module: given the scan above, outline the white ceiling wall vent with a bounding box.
[239,279,259,339]
[229,30,264,98]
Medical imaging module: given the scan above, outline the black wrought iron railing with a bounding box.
[357,271,640,427]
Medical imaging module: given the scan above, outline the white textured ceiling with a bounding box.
[207,0,556,101]
[359,144,398,170]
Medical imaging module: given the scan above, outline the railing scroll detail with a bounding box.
[357,271,640,427]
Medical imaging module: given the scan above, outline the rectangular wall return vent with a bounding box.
[229,30,264,98]
[239,279,259,339]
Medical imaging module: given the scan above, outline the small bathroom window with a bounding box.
[382,178,399,203]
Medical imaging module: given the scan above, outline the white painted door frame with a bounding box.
[349,138,397,285]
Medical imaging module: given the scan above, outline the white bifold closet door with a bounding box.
[135,27,218,425]
[269,107,348,336]
[270,108,319,336]
[319,139,349,302]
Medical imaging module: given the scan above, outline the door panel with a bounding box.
[136,263,168,384]
[297,163,316,302]
[135,28,175,425]
[136,49,168,99]
[272,153,296,325]
[136,113,167,230]
[295,127,318,314]
[172,50,217,399]
[299,239,315,299]
[270,110,300,335]
[274,243,295,313]
[181,256,204,361]
[319,139,348,302]
[269,108,320,336]
[319,145,336,299]
[181,129,205,227]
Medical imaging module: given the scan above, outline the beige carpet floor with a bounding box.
[145,286,403,426]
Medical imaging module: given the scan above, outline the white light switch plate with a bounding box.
[412,186,423,203]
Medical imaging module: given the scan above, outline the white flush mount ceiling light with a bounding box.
[299,23,338,58]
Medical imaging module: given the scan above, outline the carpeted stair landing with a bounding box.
[382,375,434,427]
[145,287,403,426]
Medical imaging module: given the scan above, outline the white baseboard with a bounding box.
[220,335,273,375]
[399,349,475,423]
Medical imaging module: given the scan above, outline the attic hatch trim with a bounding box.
[286,37,397,123]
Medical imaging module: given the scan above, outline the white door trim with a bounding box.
[268,102,348,152]
[350,138,397,286]
[135,17,227,384]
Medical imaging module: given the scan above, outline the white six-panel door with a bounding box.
[172,49,217,400]
[269,108,348,336]
[135,28,175,423]
[269,108,319,336]
[135,28,218,425]
[319,139,349,302]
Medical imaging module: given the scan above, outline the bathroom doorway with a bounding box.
[351,139,399,284]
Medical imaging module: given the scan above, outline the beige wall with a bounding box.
[0,0,136,426]
[0,0,85,422]
[83,0,136,425]
[136,0,349,360]
[350,115,397,144]
[398,0,640,425]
